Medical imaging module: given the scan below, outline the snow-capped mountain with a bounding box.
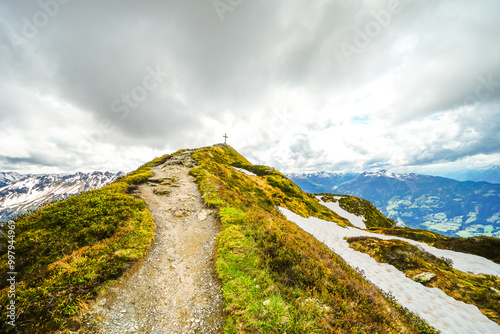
[0,171,123,221]
[285,171,358,193]
[287,170,500,238]
[0,171,25,188]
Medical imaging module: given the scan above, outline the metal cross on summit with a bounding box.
[223,133,228,144]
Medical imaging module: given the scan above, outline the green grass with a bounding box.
[191,144,437,333]
[320,194,396,229]
[0,144,442,333]
[0,154,169,333]
[370,226,500,264]
[348,236,500,325]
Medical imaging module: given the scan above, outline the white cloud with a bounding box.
[0,0,499,176]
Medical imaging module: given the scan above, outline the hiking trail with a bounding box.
[80,150,224,333]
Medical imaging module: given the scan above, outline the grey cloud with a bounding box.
[0,153,68,169]
[1,0,499,173]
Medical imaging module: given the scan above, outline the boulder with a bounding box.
[412,272,436,284]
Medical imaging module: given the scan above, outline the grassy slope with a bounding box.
[0,154,171,333]
[319,193,500,265]
[369,226,500,265]
[348,237,500,325]
[319,194,396,229]
[190,145,437,333]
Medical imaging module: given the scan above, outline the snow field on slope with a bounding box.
[319,198,500,277]
[320,196,366,229]
[232,167,257,176]
[279,207,500,334]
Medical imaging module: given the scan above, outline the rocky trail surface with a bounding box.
[80,150,224,333]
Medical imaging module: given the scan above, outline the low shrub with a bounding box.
[0,154,170,332]
[191,145,438,333]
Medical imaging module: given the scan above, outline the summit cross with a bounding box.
[223,133,228,144]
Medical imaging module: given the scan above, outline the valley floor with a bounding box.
[80,152,224,333]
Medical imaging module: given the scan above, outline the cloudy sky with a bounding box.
[1,0,499,176]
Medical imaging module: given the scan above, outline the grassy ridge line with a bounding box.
[369,226,500,265]
[319,194,396,229]
[348,237,500,325]
[0,153,171,333]
[190,145,437,333]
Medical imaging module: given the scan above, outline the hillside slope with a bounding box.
[0,159,162,332]
[1,145,441,333]
[319,193,396,229]
[189,145,436,333]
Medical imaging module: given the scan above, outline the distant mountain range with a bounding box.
[287,170,500,238]
[0,171,123,221]
[444,166,500,184]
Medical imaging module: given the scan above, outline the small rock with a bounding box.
[120,309,126,313]
[154,188,171,195]
[412,272,436,283]
[174,209,191,217]
[197,210,208,220]
[263,299,270,306]
[490,287,500,294]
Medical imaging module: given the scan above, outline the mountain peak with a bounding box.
[0,171,122,221]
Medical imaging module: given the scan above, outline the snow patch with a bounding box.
[319,196,366,229]
[232,167,257,176]
[280,206,500,334]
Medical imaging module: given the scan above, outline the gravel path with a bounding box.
[80,150,224,333]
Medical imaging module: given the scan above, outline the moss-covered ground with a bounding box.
[0,144,442,333]
[319,194,396,229]
[348,236,500,325]
[0,154,170,333]
[190,144,437,333]
[369,226,500,264]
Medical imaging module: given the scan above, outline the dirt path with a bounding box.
[80,150,224,333]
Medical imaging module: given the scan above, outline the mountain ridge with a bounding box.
[1,145,498,333]
[287,170,500,238]
[0,171,123,221]
[446,166,500,184]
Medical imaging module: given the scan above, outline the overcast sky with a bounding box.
[1,0,499,176]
